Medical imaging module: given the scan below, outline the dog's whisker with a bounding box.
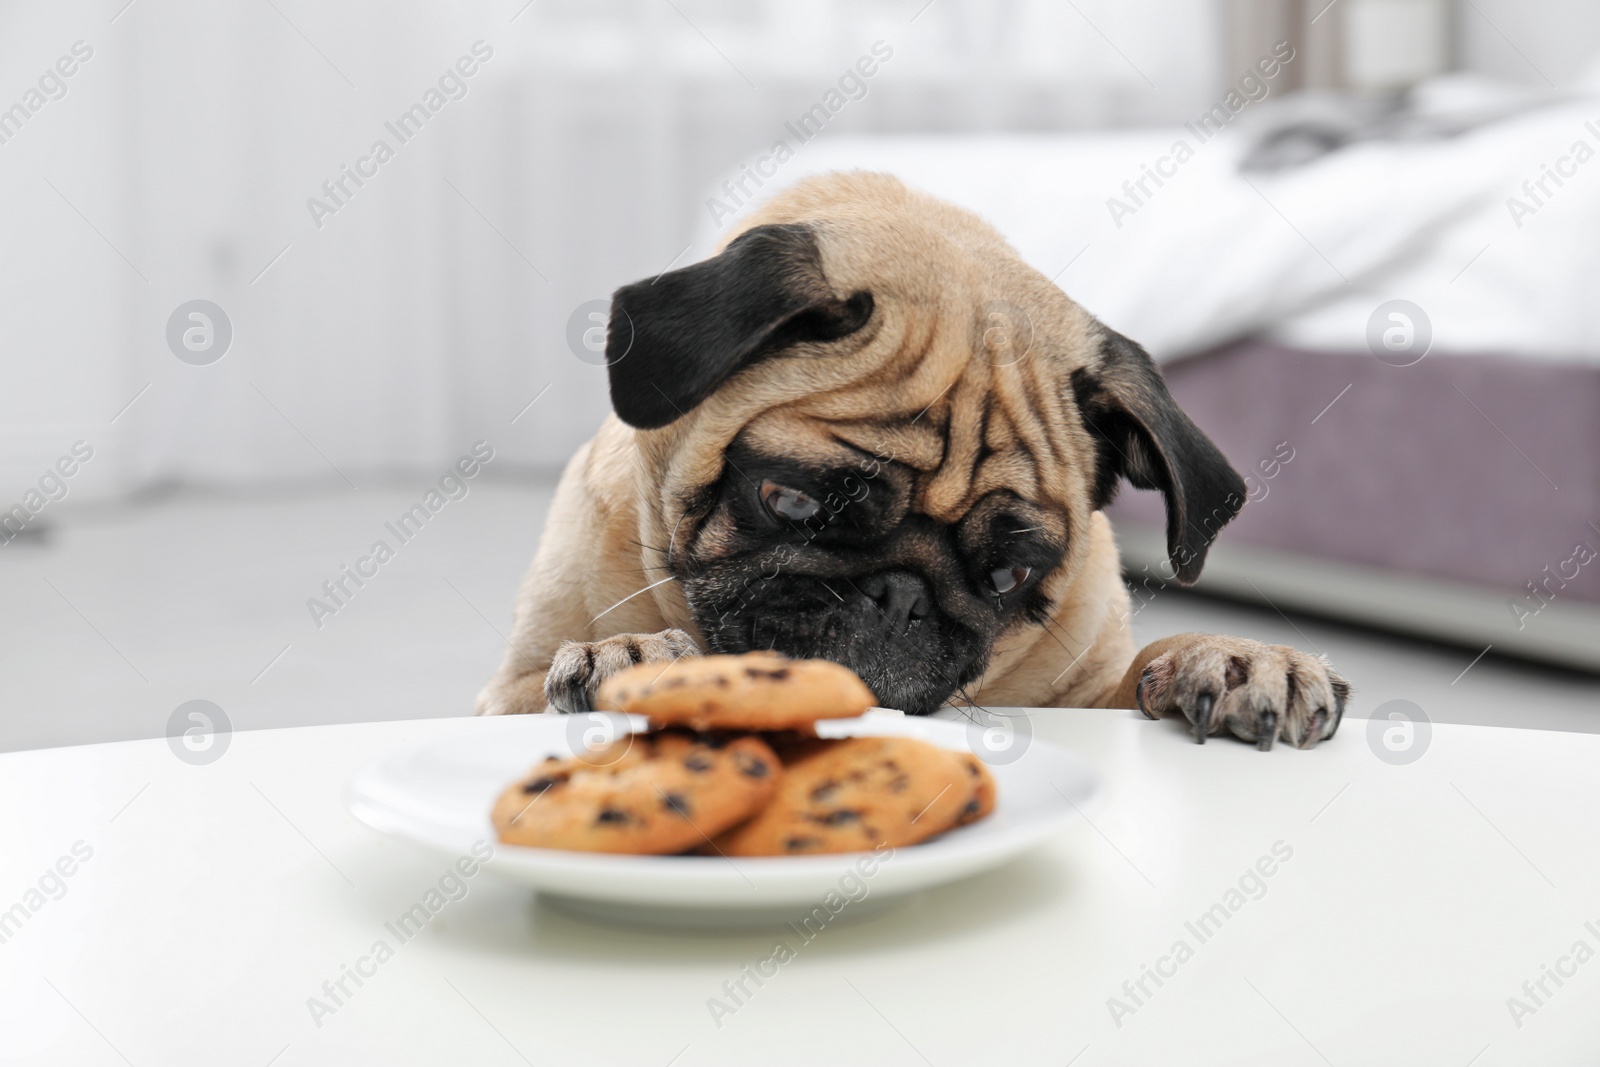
[626,539,672,555]
[1035,615,1078,654]
[665,514,688,568]
[589,575,679,625]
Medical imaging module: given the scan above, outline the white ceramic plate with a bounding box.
[347,711,1099,926]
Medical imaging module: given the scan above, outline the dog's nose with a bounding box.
[857,570,932,634]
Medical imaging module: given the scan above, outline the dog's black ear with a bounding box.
[604,223,873,430]
[1072,329,1246,584]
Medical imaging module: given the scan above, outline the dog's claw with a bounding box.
[1135,669,1156,720]
[1256,709,1278,751]
[1192,692,1213,744]
[1330,682,1350,737]
[1304,708,1328,748]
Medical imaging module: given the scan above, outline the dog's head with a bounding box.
[605,173,1244,714]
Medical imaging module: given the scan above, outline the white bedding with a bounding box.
[702,70,1600,365]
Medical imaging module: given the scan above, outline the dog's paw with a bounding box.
[1135,635,1350,750]
[544,628,701,714]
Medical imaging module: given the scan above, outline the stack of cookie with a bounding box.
[491,651,995,856]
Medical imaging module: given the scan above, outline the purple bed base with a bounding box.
[1108,340,1600,613]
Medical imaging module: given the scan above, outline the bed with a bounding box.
[703,72,1600,669]
[1111,340,1600,669]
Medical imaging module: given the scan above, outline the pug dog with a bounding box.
[476,172,1349,749]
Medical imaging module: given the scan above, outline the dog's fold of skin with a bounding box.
[477,172,1349,749]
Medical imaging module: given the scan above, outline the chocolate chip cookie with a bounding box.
[595,651,877,732]
[710,735,974,856]
[492,730,781,853]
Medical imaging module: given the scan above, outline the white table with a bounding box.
[3,709,1597,1066]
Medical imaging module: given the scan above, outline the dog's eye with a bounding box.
[761,481,821,522]
[987,565,1031,595]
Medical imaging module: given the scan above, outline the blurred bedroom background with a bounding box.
[3,0,1598,750]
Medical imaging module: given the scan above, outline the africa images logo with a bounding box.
[166,700,231,765]
[166,300,233,365]
[1366,699,1431,765]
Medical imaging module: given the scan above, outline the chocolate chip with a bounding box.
[684,754,713,773]
[810,809,860,826]
[887,774,910,793]
[595,807,630,825]
[521,775,562,795]
[962,800,980,816]
[735,754,770,779]
[661,792,692,817]
[745,667,791,681]
[784,836,822,851]
[965,761,980,777]
[810,780,839,801]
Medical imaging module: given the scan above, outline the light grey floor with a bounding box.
[3,477,1596,753]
